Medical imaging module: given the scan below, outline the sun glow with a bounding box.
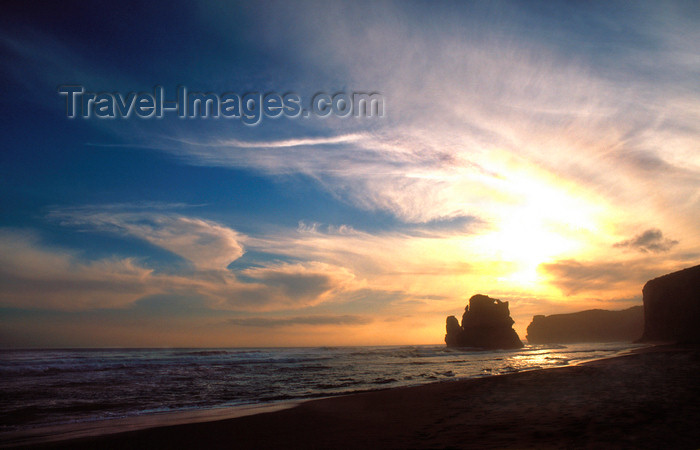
[474,170,604,289]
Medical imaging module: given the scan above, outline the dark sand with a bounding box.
[15,345,700,449]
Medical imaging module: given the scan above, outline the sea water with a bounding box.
[0,342,642,434]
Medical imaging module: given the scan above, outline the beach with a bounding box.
[10,344,697,449]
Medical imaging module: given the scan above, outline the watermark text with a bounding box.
[58,86,384,125]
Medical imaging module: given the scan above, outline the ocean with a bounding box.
[0,342,642,436]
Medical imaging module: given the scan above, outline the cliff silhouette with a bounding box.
[526,306,643,344]
[640,264,700,343]
[445,294,523,349]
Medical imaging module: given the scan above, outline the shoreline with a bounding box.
[1,342,645,448]
[7,343,699,449]
[0,401,303,448]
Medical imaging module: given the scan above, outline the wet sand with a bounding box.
[16,344,700,449]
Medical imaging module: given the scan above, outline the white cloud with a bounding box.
[49,208,245,271]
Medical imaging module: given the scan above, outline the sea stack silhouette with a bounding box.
[639,264,700,343]
[445,294,523,349]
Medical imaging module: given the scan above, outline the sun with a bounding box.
[476,170,604,289]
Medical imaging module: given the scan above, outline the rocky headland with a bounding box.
[525,306,643,344]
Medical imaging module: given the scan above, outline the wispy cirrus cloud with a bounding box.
[93,2,698,258]
[49,208,245,271]
[178,2,700,236]
[211,134,365,149]
[13,2,699,236]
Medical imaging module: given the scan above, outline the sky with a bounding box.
[1,1,699,347]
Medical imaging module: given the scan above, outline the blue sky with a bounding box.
[1,1,699,347]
